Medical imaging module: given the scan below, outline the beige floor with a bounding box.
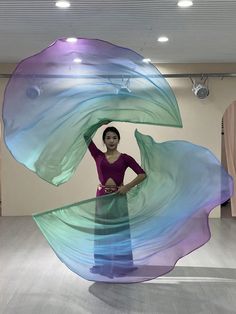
[0,216,236,314]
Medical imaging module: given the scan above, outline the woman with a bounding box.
[87,126,146,278]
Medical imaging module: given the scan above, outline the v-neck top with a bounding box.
[88,140,145,186]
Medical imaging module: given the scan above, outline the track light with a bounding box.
[191,78,209,99]
[26,85,41,99]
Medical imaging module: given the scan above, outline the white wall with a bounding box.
[1,63,235,216]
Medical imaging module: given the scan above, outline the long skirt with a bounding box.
[92,187,135,277]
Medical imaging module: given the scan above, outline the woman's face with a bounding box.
[104,131,119,150]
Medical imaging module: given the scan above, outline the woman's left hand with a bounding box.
[117,185,131,195]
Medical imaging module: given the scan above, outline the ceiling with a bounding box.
[0,0,236,64]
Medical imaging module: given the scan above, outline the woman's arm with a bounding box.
[84,133,102,159]
[117,154,146,194]
[118,173,146,195]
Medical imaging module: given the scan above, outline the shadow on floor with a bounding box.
[89,266,236,314]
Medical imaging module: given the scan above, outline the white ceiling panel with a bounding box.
[0,0,236,63]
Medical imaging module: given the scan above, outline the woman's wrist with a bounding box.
[125,183,133,190]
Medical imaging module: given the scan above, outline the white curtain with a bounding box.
[223,101,236,216]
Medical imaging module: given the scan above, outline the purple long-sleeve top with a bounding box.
[88,140,145,189]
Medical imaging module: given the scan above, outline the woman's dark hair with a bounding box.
[102,127,120,141]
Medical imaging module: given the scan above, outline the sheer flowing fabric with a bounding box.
[2,38,182,186]
[33,131,233,283]
[2,38,233,283]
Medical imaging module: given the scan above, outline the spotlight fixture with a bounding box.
[55,1,71,8]
[118,81,131,94]
[113,77,131,94]
[177,0,193,8]
[192,83,209,99]
[26,85,41,99]
[191,78,209,99]
[157,36,169,43]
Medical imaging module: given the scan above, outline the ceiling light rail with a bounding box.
[1,73,236,79]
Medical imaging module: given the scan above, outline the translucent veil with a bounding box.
[2,39,233,283]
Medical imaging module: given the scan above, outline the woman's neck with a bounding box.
[106,149,119,155]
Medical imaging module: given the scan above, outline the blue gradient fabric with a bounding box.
[33,131,233,283]
[3,38,182,186]
[2,38,233,283]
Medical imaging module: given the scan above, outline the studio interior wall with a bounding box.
[1,63,235,217]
